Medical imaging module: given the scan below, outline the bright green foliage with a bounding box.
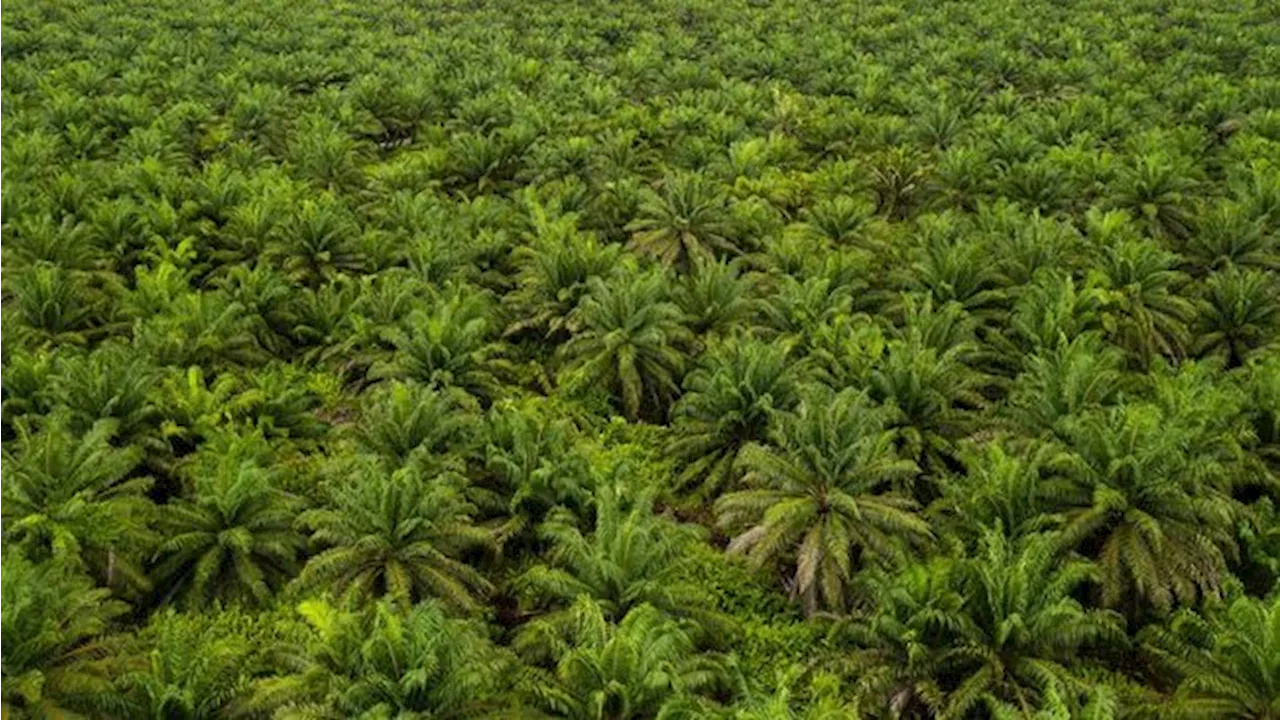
[3,0,1280,714]
[527,598,736,719]
[248,599,512,719]
[716,389,929,614]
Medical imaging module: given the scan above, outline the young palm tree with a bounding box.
[715,389,929,614]
[1139,593,1280,719]
[296,460,494,611]
[247,599,513,719]
[1,553,134,719]
[2,415,155,593]
[528,598,736,719]
[557,271,693,422]
[513,479,727,659]
[150,451,305,610]
[1059,404,1244,615]
[626,173,740,273]
[669,338,810,500]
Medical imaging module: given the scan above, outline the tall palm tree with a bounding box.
[558,271,693,422]
[528,598,736,719]
[669,338,809,500]
[1059,404,1244,615]
[1139,593,1280,719]
[715,389,929,614]
[296,460,494,611]
[2,415,155,594]
[2,553,134,719]
[247,599,513,719]
[150,453,305,610]
[626,173,740,273]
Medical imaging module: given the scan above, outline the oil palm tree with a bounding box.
[296,460,494,611]
[352,380,476,469]
[247,599,513,719]
[481,400,592,550]
[672,259,761,339]
[1059,404,1244,614]
[715,389,929,614]
[150,452,305,610]
[1002,335,1127,440]
[1139,593,1280,719]
[2,553,134,719]
[1193,266,1280,368]
[503,214,622,342]
[626,173,740,273]
[669,338,810,500]
[527,598,736,719]
[513,479,728,659]
[119,609,255,720]
[1109,152,1200,241]
[2,415,155,594]
[869,334,990,484]
[370,285,511,406]
[558,270,693,422]
[1094,238,1195,366]
[941,530,1126,719]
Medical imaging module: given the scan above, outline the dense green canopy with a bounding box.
[2,0,1279,716]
